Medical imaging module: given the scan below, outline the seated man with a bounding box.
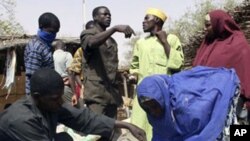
[0,68,146,141]
[137,66,239,141]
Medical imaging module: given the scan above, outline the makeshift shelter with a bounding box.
[0,35,80,110]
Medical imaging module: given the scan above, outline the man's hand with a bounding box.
[128,74,137,83]
[63,77,70,85]
[123,71,138,84]
[155,30,170,57]
[114,121,146,141]
[114,25,136,38]
[128,124,147,141]
[155,30,168,45]
[71,95,78,106]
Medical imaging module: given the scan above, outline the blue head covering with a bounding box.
[137,66,239,141]
[37,29,57,45]
[137,75,183,141]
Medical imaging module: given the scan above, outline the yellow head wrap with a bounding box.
[146,8,167,22]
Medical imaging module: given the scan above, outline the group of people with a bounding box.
[0,7,146,141]
[53,20,95,109]
[0,4,249,141]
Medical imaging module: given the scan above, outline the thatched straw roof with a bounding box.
[0,35,81,74]
[0,35,31,51]
[0,35,80,51]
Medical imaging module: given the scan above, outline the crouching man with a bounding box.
[0,68,146,141]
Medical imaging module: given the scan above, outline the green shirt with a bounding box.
[130,34,184,83]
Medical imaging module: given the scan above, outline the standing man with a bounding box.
[24,12,60,95]
[80,6,135,118]
[69,20,95,107]
[80,6,135,140]
[53,40,73,103]
[128,8,184,140]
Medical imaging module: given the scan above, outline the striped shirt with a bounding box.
[24,36,54,94]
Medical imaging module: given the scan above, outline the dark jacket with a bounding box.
[0,96,115,141]
[80,26,122,106]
